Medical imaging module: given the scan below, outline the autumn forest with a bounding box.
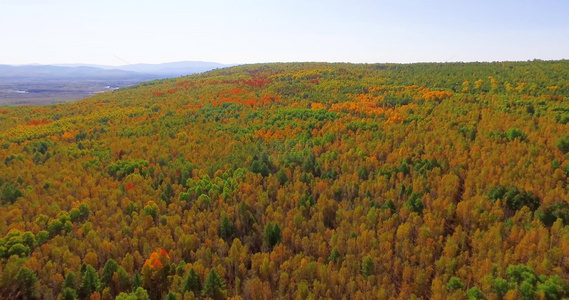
[1,60,569,299]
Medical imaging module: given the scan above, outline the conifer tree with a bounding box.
[101,259,118,288]
[219,216,234,240]
[182,268,202,294]
[202,270,226,300]
[78,265,100,299]
[133,271,142,291]
[16,267,38,299]
[361,256,374,278]
[61,287,77,300]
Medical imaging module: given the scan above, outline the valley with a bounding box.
[0,62,232,105]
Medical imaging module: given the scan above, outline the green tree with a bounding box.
[160,182,174,205]
[536,200,569,226]
[47,219,64,236]
[555,135,569,154]
[78,203,90,218]
[114,293,131,300]
[366,208,378,228]
[165,292,178,300]
[466,287,484,299]
[134,287,150,300]
[101,259,119,288]
[276,169,288,185]
[358,166,369,180]
[78,265,100,299]
[447,277,463,291]
[16,267,38,299]
[63,272,77,289]
[506,264,537,285]
[381,199,396,213]
[251,160,269,177]
[219,216,234,240]
[69,208,81,223]
[115,287,151,300]
[506,128,527,141]
[519,281,535,300]
[328,247,340,263]
[1,182,23,205]
[488,186,539,212]
[61,287,77,300]
[361,256,374,279]
[7,243,30,257]
[133,287,151,300]
[70,203,90,222]
[406,192,424,214]
[182,268,202,294]
[36,231,49,245]
[399,161,410,175]
[133,271,142,291]
[143,201,159,220]
[116,266,132,294]
[202,269,226,300]
[21,232,36,248]
[537,275,568,300]
[492,277,510,300]
[263,223,282,249]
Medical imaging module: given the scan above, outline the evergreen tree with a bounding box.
[328,247,340,263]
[133,271,142,291]
[61,287,77,300]
[251,160,269,177]
[101,259,119,288]
[165,292,178,300]
[182,268,202,294]
[78,265,100,299]
[406,192,424,214]
[116,266,132,294]
[219,216,234,240]
[63,272,77,289]
[202,270,226,300]
[80,263,88,274]
[1,182,23,205]
[381,199,396,213]
[361,256,374,278]
[276,169,288,185]
[555,135,569,154]
[263,222,282,249]
[160,182,174,205]
[16,267,38,299]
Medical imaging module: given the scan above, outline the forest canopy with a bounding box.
[0,60,568,299]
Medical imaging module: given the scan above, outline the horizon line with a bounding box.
[1,58,568,68]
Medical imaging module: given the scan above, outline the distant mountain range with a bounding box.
[0,61,234,82]
[0,61,235,105]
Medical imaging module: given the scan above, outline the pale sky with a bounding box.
[1,0,568,65]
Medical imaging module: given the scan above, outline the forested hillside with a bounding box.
[1,60,569,299]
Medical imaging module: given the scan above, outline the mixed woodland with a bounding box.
[0,60,569,299]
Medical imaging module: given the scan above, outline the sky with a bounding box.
[1,0,568,66]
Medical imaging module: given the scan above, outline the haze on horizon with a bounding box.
[1,0,568,66]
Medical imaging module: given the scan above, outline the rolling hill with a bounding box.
[0,61,568,299]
